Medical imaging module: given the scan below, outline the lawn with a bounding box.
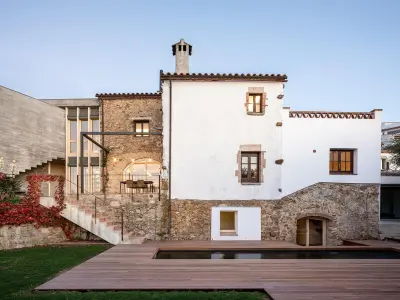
[0,245,267,300]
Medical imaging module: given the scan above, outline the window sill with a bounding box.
[241,182,262,185]
[246,112,265,116]
[329,172,357,175]
[220,231,238,236]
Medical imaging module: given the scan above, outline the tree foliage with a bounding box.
[384,139,400,167]
[0,172,21,203]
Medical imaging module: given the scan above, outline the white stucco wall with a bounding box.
[162,80,284,200]
[281,109,382,196]
[211,207,261,240]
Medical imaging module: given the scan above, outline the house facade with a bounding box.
[0,39,389,245]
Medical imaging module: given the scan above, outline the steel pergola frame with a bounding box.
[80,131,162,193]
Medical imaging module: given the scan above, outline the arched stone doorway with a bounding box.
[296,214,330,246]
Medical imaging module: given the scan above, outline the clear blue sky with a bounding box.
[1,0,399,120]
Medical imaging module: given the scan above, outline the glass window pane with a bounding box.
[250,164,258,179]
[255,95,261,103]
[143,123,149,132]
[70,121,77,140]
[84,167,89,193]
[330,151,333,161]
[340,152,346,161]
[247,104,253,112]
[251,156,257,163]
[346,151,351,161]
[242,156,248,163]
[333,151,338,161]
[81,121,88,132]
[329,161,333,171]
[241,166,248,178]
[248,96,254,104]
[339,162,346,171]
[92,166,101,193]
[69,167,77,194]
[92,119,100,132]
[135,123,142,132]
[332,162,339,171]
[346,162,351,171]
[70,142,77,153]
[255,104,261,112]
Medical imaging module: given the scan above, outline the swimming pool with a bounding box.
[155,249,400,259]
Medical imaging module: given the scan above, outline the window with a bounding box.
[134,120,149,137]
[241,152,260,182]
[69,121,77,153]
[247,93,263,113]
[91,119,100,153]
[81,120,88,151]
[329,150,354,174]
[220,211,237,235]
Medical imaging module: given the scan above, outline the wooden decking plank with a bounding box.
[35,240,400,300]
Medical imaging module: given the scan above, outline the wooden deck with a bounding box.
[36,240,400,300]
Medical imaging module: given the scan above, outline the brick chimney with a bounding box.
[172,39,192,74]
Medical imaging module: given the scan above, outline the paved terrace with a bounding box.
[36,240,400,300]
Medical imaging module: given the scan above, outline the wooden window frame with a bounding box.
[246,93,263,114]
[329,149,354,175]
[133,120,150,137]
[241,152,260,183]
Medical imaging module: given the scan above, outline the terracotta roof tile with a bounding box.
[160,71,287,82]
[96,93,161,99]
[289,111,376,119]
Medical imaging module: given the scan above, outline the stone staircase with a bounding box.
[40,196,145,245]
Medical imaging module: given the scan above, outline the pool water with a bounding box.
[155,249,400,259]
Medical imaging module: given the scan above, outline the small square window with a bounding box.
[134,120,150,137]
[220,211,237,236]
[241,152,260,183]
[329,149,355,174]
[247,93,263,113]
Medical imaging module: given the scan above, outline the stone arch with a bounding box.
[296,212,333,221]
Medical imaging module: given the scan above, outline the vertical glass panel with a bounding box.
[92,166,101,193]
[241,166,248,178]
[248,96,254,104]
[92,119,100,132]
[345,162,351,171]
[84,167,89,193]
[92,119,100,153]
[69,167,77,194]
[82,121,88,151]
[329,161,333,171]
[332,162,339,171]
[242,156,249,163]
[70,121,77,140]
[340,151,346,161]
[70,142,77,153]
[81,121,88,132]
[143,122,149,136]
[250,156,258,163]
[345,151,351,161]
[250,164,258,179]
[330,151,333,161]
[333,151,338,161]
[255,95,261,103]
[255,104,261,113]
[135,123,142,132]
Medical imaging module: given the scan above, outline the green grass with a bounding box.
[0,245,267,300]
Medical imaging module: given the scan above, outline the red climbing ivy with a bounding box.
[0,173,65,229]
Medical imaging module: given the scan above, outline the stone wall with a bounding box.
[170,183,380,245]
[100,95,162,194]
[77,192,169,240]
[0,225,66,250]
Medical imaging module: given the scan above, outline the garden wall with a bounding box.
[0,224,66,250]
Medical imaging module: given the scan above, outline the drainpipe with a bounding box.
[168,79,172,235]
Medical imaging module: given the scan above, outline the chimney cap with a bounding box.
[172,38,192,56]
